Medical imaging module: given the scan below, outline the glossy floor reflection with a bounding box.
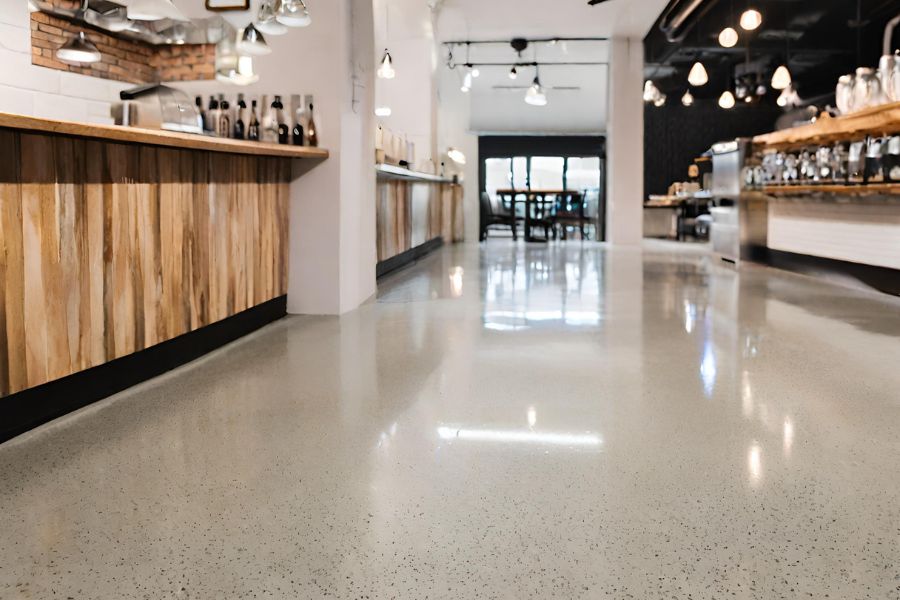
[2,240,900,598]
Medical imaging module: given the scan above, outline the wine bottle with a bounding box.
[307,103,318,147]
[217,94,231,139]
[233,94,247,140]
[195,96,207,132]
[274,95,289,145]
[206,95,219,135]
[247,99,260,141]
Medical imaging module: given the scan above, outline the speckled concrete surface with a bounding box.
[1,240,900,599]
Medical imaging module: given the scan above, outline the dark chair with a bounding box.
[480,192,521,241]
[551,191,590,240]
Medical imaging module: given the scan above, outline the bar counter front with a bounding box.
[0,112,328,442]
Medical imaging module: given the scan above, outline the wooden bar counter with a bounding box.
[0,112,328,440]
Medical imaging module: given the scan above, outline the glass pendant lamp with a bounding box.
[256,0,288,36]
[525,77,548,106]
[688,61,709,86]
[276,0,312,27]
[718,90,736,109]
[237,24,272,56]
[740,8,762,30]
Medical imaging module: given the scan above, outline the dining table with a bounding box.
[495,189,568,242]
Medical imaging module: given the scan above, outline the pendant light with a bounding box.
[718,27,739,48]
[653,93,667,107]
[509,66,518,80]
[682,90,694,106]
[377,50,395,79]
[276,0,311,27]
[460,70,472,93]
[771,64,792,90]
[525,76,548,106]
[256,0,288,36]
[688,61,709,86]
[127,0,189,22]
[740,8,762,31]
[719,90,736,109]
[57,31,101,64]
[237,24,272,56]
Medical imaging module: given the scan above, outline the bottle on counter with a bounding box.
[247,99,260,141]
[196,96,208,133]
[207,95,220,136]
[261,95,278,143]
[233,94,247,140]
[291,95,305,146]
[307,102,318,147]
[217,94,231,139]
[274,95,289,145]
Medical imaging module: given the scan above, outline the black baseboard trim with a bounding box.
[377,237,444,278]
[0,296,287,445]
[765,250,900,296]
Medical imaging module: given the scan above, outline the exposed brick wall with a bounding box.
[30,12,215,84]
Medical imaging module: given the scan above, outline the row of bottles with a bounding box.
[195,94,318,147]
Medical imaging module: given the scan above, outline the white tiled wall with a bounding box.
[0,2,130,123]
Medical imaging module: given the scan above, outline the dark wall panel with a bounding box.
[644,101,779,196]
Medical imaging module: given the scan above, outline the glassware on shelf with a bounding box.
[836,74,855,115]
[852,68,882,112]
[831,142,848,183]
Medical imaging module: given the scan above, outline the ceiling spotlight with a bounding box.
[718,27,739,48]
[525,77,548,106]
[740,8,762,31]
[719,90,736,109]
[57,31,101,64]
[237,24,271,56]
[688,61,709,86]
[682,89,694,106]
[471,67,480,78]
[771,64,792,90]
[378,49,395,79]
[509,66,518,80]
[374,106,392,117]
[276,0,311,27]
[127,0,189,22]
[461,71,472,93]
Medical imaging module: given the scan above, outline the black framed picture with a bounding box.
[205,0,250,11]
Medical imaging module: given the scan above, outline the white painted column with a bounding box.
[288,0,377,315]
[606,37,644,245]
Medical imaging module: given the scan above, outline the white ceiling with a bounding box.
[435,0,669,134]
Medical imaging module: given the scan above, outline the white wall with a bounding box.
[606,37,644,245]
[0,3,131,123]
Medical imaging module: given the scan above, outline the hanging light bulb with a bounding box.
[740,8,762,31]
[776,84,800,108]
[682,89,694,106]
[256,0,288,36]
[509,66,518,80]
[525,77,548,106]
[644,80,657,102]
[755,82,767,96]
[719,90,736,109]
[718,27,739,48]
[377,50,395,79]
[56,31,101,64]
[461,71,472,93]
[771,64,792,90]
[236,24,271,56]
[276,0,311,27]
[688,61,709,86]
[471,67,480,78]
[127,0,189,22]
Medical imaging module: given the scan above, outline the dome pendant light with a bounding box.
[276,0,311,27]
[719,90,736,109]
[771,64,792,90]
[256,0,288,36]
[57,31,101,64]
[237,24,271,56]
[740,8,762,31]
[682,90,694,106]
[378,50,395,79]
[525,76,548,106]
[688,61,709,86]
[718,27,739,48]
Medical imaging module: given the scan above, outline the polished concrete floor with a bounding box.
[2,240,900,599]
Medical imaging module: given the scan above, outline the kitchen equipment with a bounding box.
[119,84,202,134]
[852,68,883,111]
[709,140,749,264]
[885,136,900,182]
[848,140,867,183]
[866,137,886,183]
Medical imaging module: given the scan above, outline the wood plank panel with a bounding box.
[0,130,291,398]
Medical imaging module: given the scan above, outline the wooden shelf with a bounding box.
[0,112,330,159]
[760,183,900,196]
[376,163,454,184]
[754,102,900,150]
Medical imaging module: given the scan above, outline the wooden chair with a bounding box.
[480,192,521,241]
[551,191,590,240]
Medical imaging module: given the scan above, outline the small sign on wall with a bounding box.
[205,0,250,10]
